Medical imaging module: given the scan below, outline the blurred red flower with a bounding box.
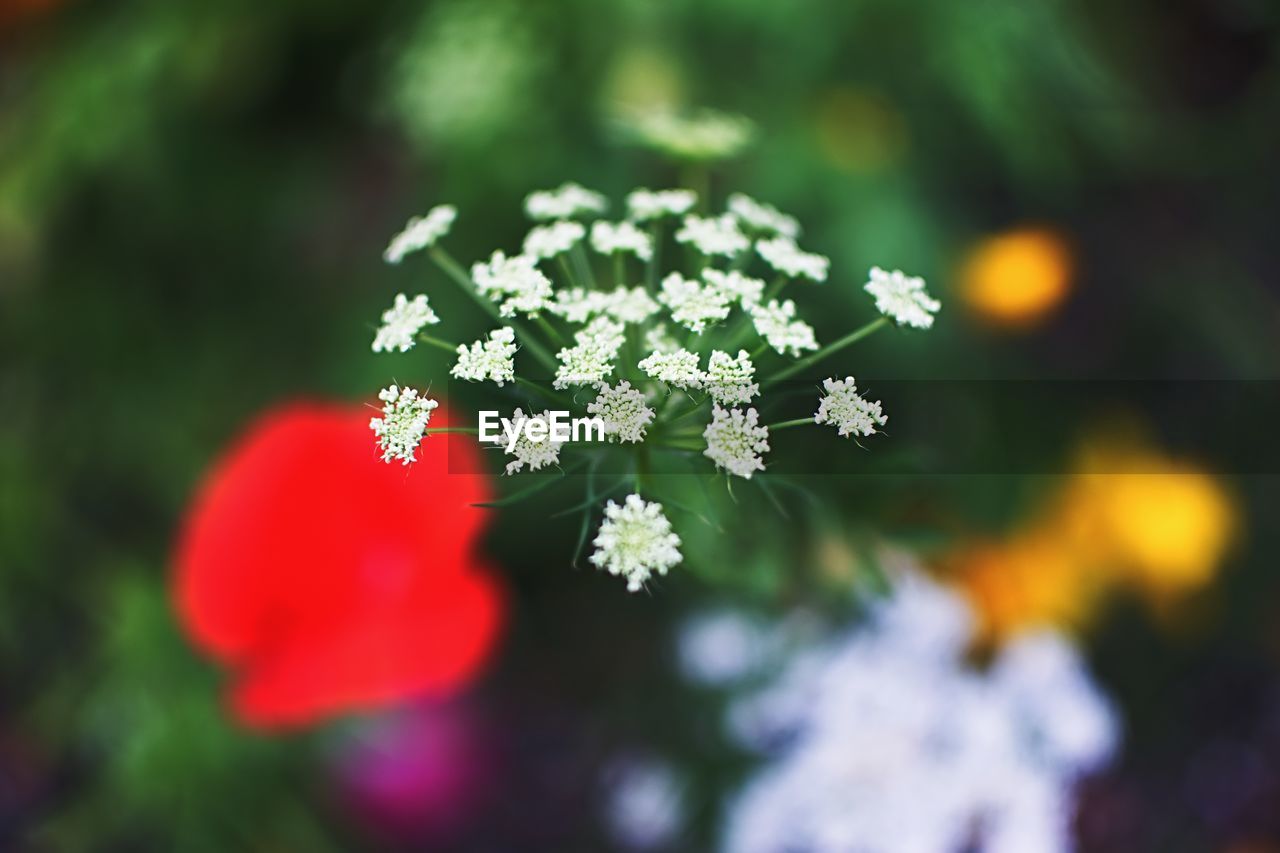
[173,402,504,729]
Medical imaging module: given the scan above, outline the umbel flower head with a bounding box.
[865,266,942,329]
[372,293,440,353]
[590,494,683,592]
[369,182,940,591]
[383,206,456,264]
[814,376,886,438]
[370,385,439,465]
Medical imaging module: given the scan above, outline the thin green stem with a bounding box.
[535,315,566,347]
[571,244,597,289]
[766,417,813,431]
[417,333,460,355]
[613,252,625,288]
[765,316,891,387]
[426,426,479,435]
[429,246,558,373]
[516,376,570,406]
[557,255,581,289]
[646,222,661,289]
[760,274,788,305]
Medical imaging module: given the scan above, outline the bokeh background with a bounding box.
[3,0,1280,849]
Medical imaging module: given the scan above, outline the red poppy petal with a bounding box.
[229,564,504,729]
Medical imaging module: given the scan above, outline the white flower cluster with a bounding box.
[757,236,829,282]
[865,265,942,329]
[525,182,607,220]
[676,214,750,257]
[372,293,439,353]
[749,299,819,357]
[591,221,653,260]
[588,381,656,444]
[369,385,439,465]
[728,193,800,239]
[658,272,732,333]
[523,220,585,259]
[371,183,941,592]
[703,405,769,479]
[554,316,627,389]
[590,494,683,592]
[383,205,456,264]
[471,251,554,318]
[814,376,885,438]
[501,408,565,475]
[451,327,517,386]
[627,188,697,221]
[719,569,1119,853]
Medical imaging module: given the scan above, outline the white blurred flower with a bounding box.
[621,107,754,161]
[383,206,456,264]
[604,759,686,851]
[720,569,1119,853]
[591,221,654,261]
[677,611,772,686]
[626,188,697,221]
[471,250,553,317]
[604,286,661,324]
[523,220,585,259]
[814,376,886,438]
[638,349,705,389]
[703,268,766,308]
[757,236,829,282]
[525,182,607,220]
[750,299,819,357]
[451,327,518,386]
[501,408,565,475]
[991,632,1120,774]
[865,266,940,329]
[704,350,759,406]
[372,293,440,353]
[590,494,683,592]
[675,214,750,257]
[588,381,655,444]
[548,287,611,323]
[644,323,681,355]
[703,406,769,479]
[659,272,732,334]
[728,193,800,239]
[369,385,439,465]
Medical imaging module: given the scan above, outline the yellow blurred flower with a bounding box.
[958,227,1073,328]
[1068,443,1236,597]
[943,428,1236,644]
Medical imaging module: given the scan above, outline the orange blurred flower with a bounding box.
[958,227,1073,328]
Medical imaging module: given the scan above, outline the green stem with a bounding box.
[682,163,710,211]
[765,316,891,387]
[760,274,788,305]
[535,315,566,347]
[429,246,558,373]
[571,244,597,289]
[417,333,460,355]
[516,376,570,406]
[646,222,661,289]
[558,255,580,289]
[613,252,625,288]
[766,417,813,431]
